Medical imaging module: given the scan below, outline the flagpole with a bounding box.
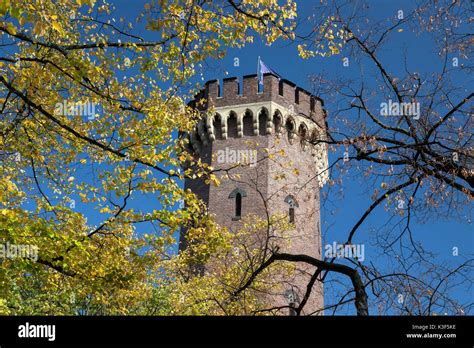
[257,56,260,77]
[257,56,261,86]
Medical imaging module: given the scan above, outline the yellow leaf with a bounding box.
[52,21,63,33]
[6,22,16,35]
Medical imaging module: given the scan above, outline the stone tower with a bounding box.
[181,73,329,315]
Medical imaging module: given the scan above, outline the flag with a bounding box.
[258,56,279,85]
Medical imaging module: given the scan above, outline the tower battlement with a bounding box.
[189,73,325,122]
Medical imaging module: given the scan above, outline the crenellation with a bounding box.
[205,79,219,101]
[194,74,321,119]
[278,78,296,101]
[242,74,259,98]
[296,87,311,112]
[223,77,239,97]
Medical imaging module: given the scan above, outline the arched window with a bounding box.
[213,114,222,140]
[273,111,282,133]
[243,110,253,136]
[286,118,295,142]
[258,108,268,135]
[227,112,238,138]
[284,195,298,224]
[229,188,247,220]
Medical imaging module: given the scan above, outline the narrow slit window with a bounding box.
[229,188,247,220]
[289,206,295,223]
[235,193,242,217]
[285,195,298,224]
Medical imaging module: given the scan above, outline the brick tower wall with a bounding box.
[182,74,329,315]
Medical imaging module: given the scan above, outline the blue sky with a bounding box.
[63,0,473,314]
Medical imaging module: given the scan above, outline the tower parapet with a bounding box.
[187,74,329,187]
[190,73,325,120]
